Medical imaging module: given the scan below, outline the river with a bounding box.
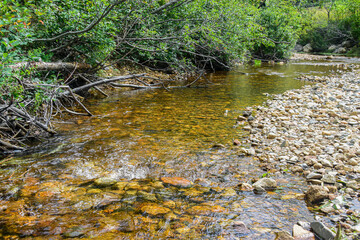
[0,56,358,239]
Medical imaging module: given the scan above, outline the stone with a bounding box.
[303,43,312,53]
[212,143,225,148]
[160,177,193,188]
[328,45,338,52]
[139,203,171,216]
[242,111,252,117]
[231,221,250,234]
[305,186,329,204]
[138,191,157,202]
[233,139,241,145]
[292,224,315,240]
[275,231,294,240]
[310,222,336,240]
[185,205,225,216]
[347,180,359,190]
[334,47,347,54]
[238,183,254,191]
[321,174,336,184]
[220,188,237,197]
[116,213,135,232]
[93,177,117,188]
[253,177,277,191]
[306,172,322,180]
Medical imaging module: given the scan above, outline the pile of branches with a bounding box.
[0,61,206,154]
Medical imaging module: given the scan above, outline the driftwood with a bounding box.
[10,62,91,71]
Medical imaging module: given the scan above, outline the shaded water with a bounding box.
[0,57,357,239]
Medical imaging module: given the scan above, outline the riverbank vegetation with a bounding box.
[0,0,359,152]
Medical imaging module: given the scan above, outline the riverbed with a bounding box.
[0,56,358,239]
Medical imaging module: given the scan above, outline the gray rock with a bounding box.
[328,45,339,52]
[292,224,315,239]
[321,174,336,184]
[334,47,347,54]
[310,222,335,240]
[253,177,277,190]
[306,172,323,179]
[303,43,313,53]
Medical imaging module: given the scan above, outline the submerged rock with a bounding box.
[160,177,193,188]
[139,203,171,216]
[94,177,117,188]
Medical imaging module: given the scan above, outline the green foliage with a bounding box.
[253,0,303,60]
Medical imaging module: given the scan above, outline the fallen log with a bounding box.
[9,62,91,71]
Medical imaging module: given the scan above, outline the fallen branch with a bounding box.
[0,140,25,150]
[61,74,146,95]
[10,62,91,71]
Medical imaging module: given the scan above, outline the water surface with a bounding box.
[0,57,356,239]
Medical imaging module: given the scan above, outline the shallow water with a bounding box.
[0,57,357,239]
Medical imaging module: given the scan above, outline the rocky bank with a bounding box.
[238,68,360,239]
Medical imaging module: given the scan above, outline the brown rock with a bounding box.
[160,177,193,188]
[233,139,241,146]
[304,186,329,204]
[275,231,294,240]
[186,205,225,216]
[139,203,171,216]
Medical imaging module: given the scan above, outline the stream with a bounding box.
[0,56,359,239]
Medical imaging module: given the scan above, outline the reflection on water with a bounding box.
[0,58,356,239]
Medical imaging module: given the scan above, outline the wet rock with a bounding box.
[175,227,191,234]
[160,177,193,188]
[233,139,241,145]
[275,231,294,240]
[138,191,157,202]
[237,116,247,121]
[212,143,226,149]
[305,186,329,204]
[194,178,211,187]
[231,221,250,234]
[94,177,117,188]
[139,203,171,216]
[186,204,225,216]
[220,188,237,198]
[112,181,128,190]
[310,222,335,240]
[292,224,315,240]
[238,183,254,191]
[116,213,135,232]
[63,227,86,238]
[253,177,277,191]
[242,111,252,117]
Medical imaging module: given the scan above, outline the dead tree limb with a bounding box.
[10,62,91,71]
[61,74,146,95]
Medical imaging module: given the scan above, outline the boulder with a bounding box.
[253,177,277,191]
[310,222,335,240]
[292,224,315,240]
[93,177,117,188]
[304,186,329,205]
[328,45,338,52]
[334,47,347,54]
[303,44,313,53]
